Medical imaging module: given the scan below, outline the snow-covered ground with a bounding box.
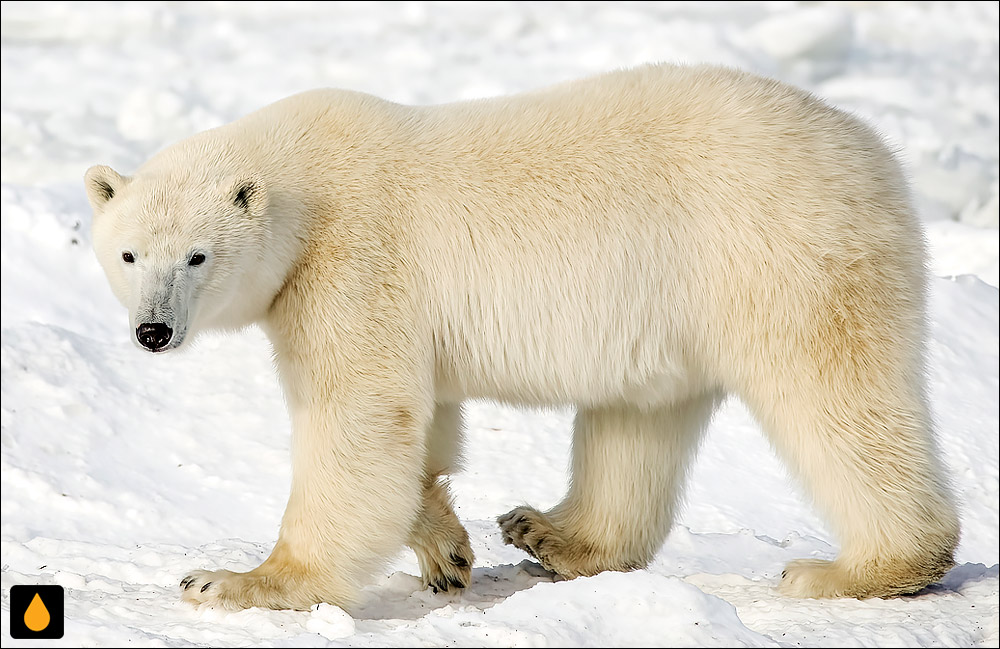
[1,1,997,646]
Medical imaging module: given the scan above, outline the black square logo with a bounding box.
[9,585,64,639]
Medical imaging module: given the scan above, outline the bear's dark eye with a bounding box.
[189,253,206,266]
[122,251,135,264]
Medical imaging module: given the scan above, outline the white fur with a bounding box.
[86,63,959,610]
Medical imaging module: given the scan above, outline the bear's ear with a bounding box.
[84,165,130,214]
[228,176,267,216]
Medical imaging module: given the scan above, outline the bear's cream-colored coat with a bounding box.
[85,63,959,610]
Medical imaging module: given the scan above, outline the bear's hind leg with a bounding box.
[498,394,720,578]
[741,327,959,598]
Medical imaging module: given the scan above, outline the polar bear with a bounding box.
[85,63,959,610]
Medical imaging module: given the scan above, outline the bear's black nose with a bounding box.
[136,323,173,351]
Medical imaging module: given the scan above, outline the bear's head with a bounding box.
[85,160,274,353]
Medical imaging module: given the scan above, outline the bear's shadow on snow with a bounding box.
[351,561,1000,620]
[928,562,1000,594]
[353,560,560,621]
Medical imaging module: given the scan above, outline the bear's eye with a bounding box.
[122,251,135,264]
[189,253,206,266]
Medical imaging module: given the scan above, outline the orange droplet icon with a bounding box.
[24,592,51,632]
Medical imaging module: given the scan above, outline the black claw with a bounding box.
[448,576,466,590]
[200,581,213,593]
[183,578,197,590]
[450,553,470,569]
[781,570,787,579]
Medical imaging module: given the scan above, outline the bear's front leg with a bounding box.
[180,377,430,610]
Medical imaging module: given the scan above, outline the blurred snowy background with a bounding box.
[2,2,997,646]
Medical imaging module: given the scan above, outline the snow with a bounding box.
[1,1,997,646]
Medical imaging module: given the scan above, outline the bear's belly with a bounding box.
[433,327,700,409]
[421,212,707,410]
